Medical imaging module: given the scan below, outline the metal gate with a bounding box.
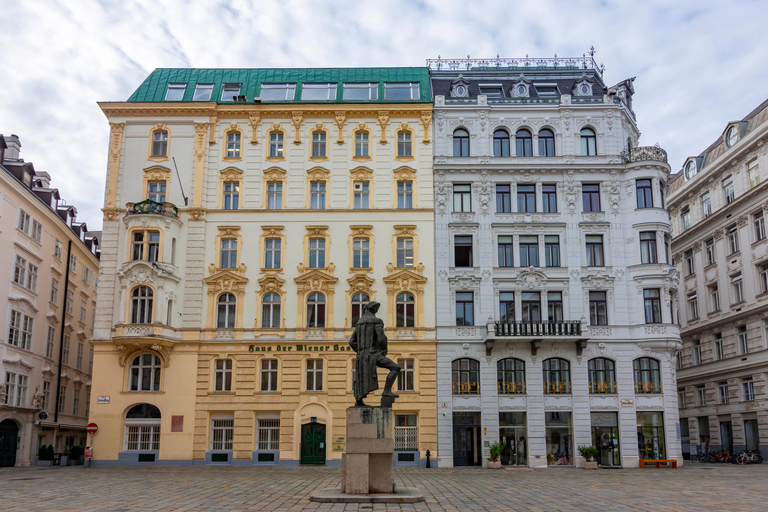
[300,422,326,464]
[0,420,19,467]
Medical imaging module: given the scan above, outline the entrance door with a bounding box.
[300,423,326,464]
[0,420,19,467]
[453,412,481,466]
[500,426,527,466]
[591,411,620,466]
[720,421,733,452]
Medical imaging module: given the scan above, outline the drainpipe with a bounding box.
[54,240,73,429]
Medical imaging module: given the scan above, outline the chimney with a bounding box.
[3,134,21,161]
[34,171,52,188]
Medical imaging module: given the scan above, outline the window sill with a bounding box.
[222,157,242,163]
[261,267,283,273]
[704,263,717,271]
[121,391,165,395]
[350,267,373,273]
[684,273,696,280]
[265,156,285,162]
[352,155,372,162]
[395,156,415,162]
[731,300,746,307]
[727,251,741,258]
[309,156,329,162]
[147,155,169,162]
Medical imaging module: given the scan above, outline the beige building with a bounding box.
[668,98,768,460]
[0,134,100,466]
[90,68,437,466]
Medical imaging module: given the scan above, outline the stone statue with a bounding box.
[348,301,400,407]
[31,386,45,411]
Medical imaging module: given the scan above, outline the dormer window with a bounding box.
[535,85,559,97]
[453,84,468,97]
[301,83,337,101]
[726,125,739,148]
[343,83,378,101]
[193,83,214,101]
[164,83,186,101]
[578,83,591,95]
[221,83,241,102]
[450,76,470,98]
[683,159,698,181]
[384,82,420,100]
[260,83,297,101]
[574,77,593,97]
[479,84,503,98]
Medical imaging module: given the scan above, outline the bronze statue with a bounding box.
[349,301,400,407]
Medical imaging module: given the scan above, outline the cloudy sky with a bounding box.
[1,0,765,229]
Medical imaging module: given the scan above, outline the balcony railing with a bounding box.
[590,381,617,394]
[498,381,526,395]
[394,426,418,451]
[622,145,668,164]
[635,381,662,394]
[427,51,604,77]
[126,199,179,218]
[494,321,582,337]
[452,381,480,395]
[544,381,572,394]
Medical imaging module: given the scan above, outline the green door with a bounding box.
[300,423,326,464]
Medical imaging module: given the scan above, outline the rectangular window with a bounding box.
[517,184,536,213]
[220,83,241,102]
[66,290,74,315]
[257,419,280,450]
[743,379,755,401]
[684,249,695,276]
[260,83,296,101]
[718,382,729,403]
[79,300,87,324]
[397,358,415,392]
[682,206,691,231]
[586,235,604,266]
[308,238,326,268]
[678,391,686,409]
[342,82,378,100]
[394,414,418,451]
[453,184,472,212]
[8,309,33,350]
[260,359,278,392]
[76,340,84,370]
[499,292,515,322]
[214,359,233,392]
[727,225,739,254]
[521,292,541,322]
[301,83,337,101]
[352,238,370,269]
[737,325,748,354]
[73,385,81,415]
[54,239,62,259]
[310,181,326,210]
[496,184,511,213]
[519,235,539,267]
[18,210,30,234]
[759,263,768,295]
[582,184,601,212]
[42,380,51,411]
[693,340,702,365]
[31,220,42,242]
[705,238,715,266]
[497,236,513,267]
[709,284,720,312]
[311,131,327,158]
[535,85,559,96]
[397,181,413,209]
[269,132,284,157]
[306,359,323,391]
[748,159,760,188]
[354,131,369,157]
[687,293,699,321]
[164,83,186,101]
[636,179,653,208]
[397,131,412,157]
[226,131,242,158]
[640,232,658,264]
[264,238,281,269]
[353,181,370,209]
[223,181,240,210]
[384,82,420,100]
[714,333,723,361]
[62,335,70,364]
[479,84,504,97]
[147,181,166,202]
[644,289,662,324]
[754,211,766,241]
[542,184,557,213]
[13,255,26,288]
[544,235,560,267]
[219,238,237,269]
[4,372,27,407]
[455,292,474,326]
[548,291,563,322]
[454,236,473,267]
[731,273,743,304]
[396,237,414,268]
[267,181,283,209]
[58,385,66,414]
[589,291,608,325]
[697,386,706,406]
[211,419,234,450]
[46,326,55,359]
[701,192,712,217]
[723,176,735,204]
[192,83,214,101]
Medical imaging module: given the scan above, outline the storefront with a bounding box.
[590,412,620,466]
[637,411,665,460]
[545,412,572,466]
[499,412,526,466]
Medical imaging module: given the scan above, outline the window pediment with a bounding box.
[516,267,549,288]
[220,167,244,181]
[383,267,427,295]
[347,273,375,295]
[2,354,33,370]
[143,165,172,182]
[258,274,285,295]
[393,166,417,180]
[350,166,374,180]
[118,260,180,286]
[307,166,330,181]
[294,269,338,294]
[264,167,287,181]
[8,296,38,314]
[205,269,249,296]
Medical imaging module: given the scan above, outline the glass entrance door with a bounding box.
[452,412,481,466]
[300,422,326,464]
[499,412,527,466]
[591,412,620,466]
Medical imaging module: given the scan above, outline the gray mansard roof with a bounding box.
[431,72,608,101]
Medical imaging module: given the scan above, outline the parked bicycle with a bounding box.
[736,450,763,465]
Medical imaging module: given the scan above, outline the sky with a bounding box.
[1,0,766,230]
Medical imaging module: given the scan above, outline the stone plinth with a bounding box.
[341,406,394,494]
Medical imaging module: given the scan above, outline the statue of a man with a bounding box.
[349,301,400,407]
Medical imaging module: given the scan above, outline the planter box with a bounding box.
[582,461,598,469]
[59,456,68,466]
[36,460,53,467]
[487,460,502,469]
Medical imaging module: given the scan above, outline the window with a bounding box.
[13,255,38,292]
[548,291,563,322]
[452,358,479,394]
[4,372,27,407]
[397,358,415,392]
[131,230,161,262]
[257,419,280,450]
[521,292,541,322]
[714,333,723,360]
[301,83,337,101]
[54,239,62,259]
[261,293,281,329]
[354,130,369,157]
[220,181,240,210]
[311,130,327,158]
[267,181,282,209]
[351,292,369,327]
[214,359,233,392]
[709,284,720,312]
[397,181,413,209]
[58,384,66,414]
[260,359,278,391]
[542,184,557,212]
[394,414,418,451]
[130,353,161,392]
[309,181,326,210]
[535,85,559,97]
[220,83,241,101]
[495,184,511,212]
[343,82,378,100]
[217,293,236,328]
[697,386,706,406]
[455,292,474,326]
[130,286,154,324]
[754,211,766,241]
[499,292,515,322]
[515,129,533,157]
[353,181,369,209]
[582,184,601,211]
[308,238,326,268]
[79,301,87,324]
[727,225,739,254]
[676,351,683,369]
[497,236,514,267]
[543,358,571,394]
[718,382,729,404]
[497,358,525,394]
[633,358,662,393]
[454,236,473,267]
[42,380,50,411]
[264,238,281,269]
[8,309,33,350]
[588,358,616,394]
[538,129,555,156]
[226,131,241,158]
[45,327,55,359]
[151,130,168,157]
[394,292,415,328]
[723,176,735,204]
[737,325,748,354]
[743,379,755,401]
[636,179,653,208]
[260,83,296,101]
[705,238,715,266]
[193,83,214,101]
[731,273,743,304]
[748,159,760,188]
[219,238,237,269]
[352,238,370,269]
[493,129,510,157]
[306,359,323,391]
[66,290,74,315]
[125,404,161,451]
[62,335,70,364]
[18,210,32,235]
[580,128,597,156]
[589,291,608,325]
[31,220,42,242]
[701,192,711,217]
[586,235,604,266]
[644,289,662,324]
[679,391,686,409]
[453,129,470,157]
[384,82,419,100]
[682,206,691,231]
[759,263,768,295]
[147,181,166,202]
[640,232,658,264]
[163,82,191,102]
[519,235,539,267]
[50,278,59,304]
[517,184,536,212]
[73,386,81,415]
[269,132,284,158]
[306,293,326,328]
[396,237,414,268]
[453,183,472,212]
[397,131,412,157]
[211,418,234,450]
[687,292,699,321]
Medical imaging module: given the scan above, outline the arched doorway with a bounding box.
[0,419,19,467]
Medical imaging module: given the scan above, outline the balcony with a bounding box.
[622,146,668,164]
[126,199,179,218]
[494,321,582,337]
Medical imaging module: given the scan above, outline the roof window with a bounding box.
[260,83,297,101]
[193,83,214,101]
[220,83,241,102]
[384,82,420,100]
[301,83,337,101]
[165,83,186,101]
[534,85,559,97]
[343,83,379,101]
[479,84,504,98]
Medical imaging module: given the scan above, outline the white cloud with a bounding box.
[1,0,765,229]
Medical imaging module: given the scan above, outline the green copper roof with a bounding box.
[127,67,431,104]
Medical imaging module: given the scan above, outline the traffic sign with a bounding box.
[86,423,98,434]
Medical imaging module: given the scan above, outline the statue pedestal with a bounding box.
[341,407,394,494]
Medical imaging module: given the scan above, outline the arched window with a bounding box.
[396,292,415,328]
[515,129,533,157]
[493,129,510,157]
[588,358,616,394]
[130,354,161,392]
[306,293,326,328]
[261,293,281,328]
[453,129,469,157]
[543,358,571,394]
[538,129,555,157]
[633,357,662,393]
[580,128,597,156]
[130,286,154,324]
[217,293,236,328]
[351,292,369,327]
[152,130,168,157]
[311,130,326,158]
[125,403,161,451]
[497,358,525,394]
[452,358,479,394]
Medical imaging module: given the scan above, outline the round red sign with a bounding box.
[86,423,98,434]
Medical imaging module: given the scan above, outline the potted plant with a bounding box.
[60,446,70,467]
[36,445,53,466]
[577,445,599,469]
[487,442,506,469]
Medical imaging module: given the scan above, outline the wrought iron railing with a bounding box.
[494,321,582,337]
[394,426,418,451]
[452,381,480,395]
[634,381,662,394]
[622,145,668,164]
[126,199,179,218]
[498,381,526,395]
[427,49,604,77]
[589,381,617,394]
[544,381,572,394]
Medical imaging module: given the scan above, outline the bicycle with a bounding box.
[737,450,763,464]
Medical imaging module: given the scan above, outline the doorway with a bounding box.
[499,412,527,466]
[452,412,481,466]
[719,421,733,452]
[0,419,19,467]
[590,412,620,466]
[300,422,326,464]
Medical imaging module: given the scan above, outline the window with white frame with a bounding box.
[743,378,755,401]
[701,192,711,217]
[223,181,239,210]
[723,176,735,203]
[308,238,326,268]
[192,83,214,101]
[269,132,284,157]
[301,83,337,101]
[305,358,323,391]
[343,82,378,100]
[66,290,74,315]
[397,130,412,157]
[220,83,241,102]
[124,404,161,451]
[397,181,413,209]
[687,293,699,321]
[13,255,38,292]
[748,159,760,188]
[759,263,768,295]
[754,211,766,241]
[678,391,686,408]
[453,184,472,212]
[693,339,702,365]
[352,238,370,269]
[8,309,33,350]
[684,249,695,276]
[714,333,723,361]
[79,300,87,324]
[697,386,706,406]
[709,284,720,312]
[267,181,282,209]
[211,417,234,450]
[311,130,327,158]
[737,325,748,355]
[220,238,237,269]
[731,273,744,304]
[164,83,186,101]
[226,131,241,158]
[353,181,370,209]
[58,384,66,414]
[397,358,415,392]
[214,359,233,392]
[130,353,161,392]
[676,351,683,369]
[4,372,27,407]
[42,380,51,411]
[310,181,326,210]
[264,238,281,269]
[396,237,414,268]
[73,384,81,415]
[384,82,420,100]
[46,326,55,358]
[764,320,768,349]
[54,238,62,259]
[31,219,42,242]
[260,83,296,101]
[640,232,658,264]
[257,418,280,450]
[705,238,715,266]
[718,382,729,404]
[261,293,281,329]
[682,206,691,231]
[130,286,154,323]
[394,414,418,450]
[18,209,31,234]
[354,130,369,157]
[217,293,236,328]
[62,335,70,364]
[76,341,84,370]
[260,359,278,391]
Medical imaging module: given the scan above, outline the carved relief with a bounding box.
[420,111,432,144]
[249,113,260,145]
[378,111,390,144]
[291,111,303,145]
[334,111,346,144]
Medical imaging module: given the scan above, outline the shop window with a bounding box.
[545,412,573,465]
[637,412,665,460]
[451,358,479,394]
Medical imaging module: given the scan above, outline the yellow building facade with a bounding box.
[90,69,436,466]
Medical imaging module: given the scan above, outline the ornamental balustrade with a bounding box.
[125,199,179,218]
[621,146,668,164]
[497,381,526,394]
[634,381,662,394]
[544,381,572,394]
[494,321,582,337]
[452,381,480,395]
[427,51,604,77]
[589,381,617,394]
[394,426,418,451]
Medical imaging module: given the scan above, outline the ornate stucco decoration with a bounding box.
[335,111,346,144]
[208,116,218,145]
[219,167,244,183]
[573,74,594,97]
[8,296,38,315]
[258,273,285,296]
[347,273,376,299]
[448,271,481,290]
[249,113,261,144]
[264,166,287,182]
[378,111,390,144]
[294,268,338,294]
[581,271,615,290]
[350,166,374,181]
[516,267,549,288]
[420,111,432,144]
[449,74,470,98]
[511,74,531,98]
[116,341,173,368]
[306,166,330,181]
[291,111,304,144]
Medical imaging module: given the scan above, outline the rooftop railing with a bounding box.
[427,48,605,77]
[622,145,668,164]
[126,199,179,218]
[494,320,582,337]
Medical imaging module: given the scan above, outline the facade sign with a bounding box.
[620,399,635,407]
[97,396,110,404]
[249,344,352,353]
[332,436,346,452]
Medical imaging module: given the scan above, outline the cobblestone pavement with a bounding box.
[1,464,766,512]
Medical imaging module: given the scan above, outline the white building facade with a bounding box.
[430,56,682,468]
